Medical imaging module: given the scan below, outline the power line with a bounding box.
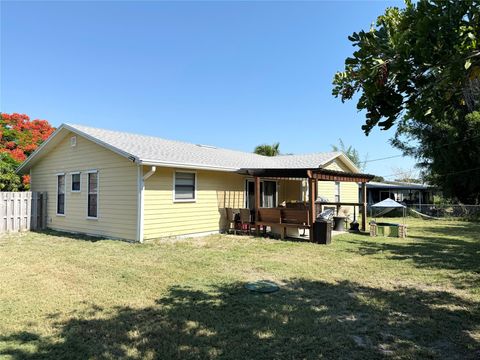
[363,154,403,163]
[361,134,480,165]
[379,166,480,179]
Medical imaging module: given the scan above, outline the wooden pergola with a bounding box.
[238,168,375,242]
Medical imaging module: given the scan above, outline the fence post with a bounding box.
[41,192,48,229]
[0,193,6,233]
[31,192,38,230]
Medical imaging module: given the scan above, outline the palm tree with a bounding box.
[254,142,280,156]
[331,138,367,171]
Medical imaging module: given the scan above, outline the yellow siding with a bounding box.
[314,158,360,216]
[317,181,336,200]
[317,181,359,217]
[30,131,138,241]
[278,180,303,204]
[323,158,352,172]
[143,168,245,239]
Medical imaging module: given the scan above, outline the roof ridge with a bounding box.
[275,151,341,157]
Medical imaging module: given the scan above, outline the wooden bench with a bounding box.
[256,208,282,237]
[281,209,310,228]
[256,208,310,239]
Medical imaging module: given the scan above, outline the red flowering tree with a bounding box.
[0,113,55,190]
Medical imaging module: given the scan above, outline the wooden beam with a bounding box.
[308,177,316,242]
[361,182,367,231]
[314,201,364,206]
[255,176,261,223]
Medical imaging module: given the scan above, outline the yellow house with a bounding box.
[17,124,370,242]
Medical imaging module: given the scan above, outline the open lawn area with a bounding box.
[1,218,479,359]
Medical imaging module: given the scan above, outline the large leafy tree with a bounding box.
[333,0,480,203]
[254,142,280,156]
[0,113,54,191]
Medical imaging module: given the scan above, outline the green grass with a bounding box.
[0,218,479,359]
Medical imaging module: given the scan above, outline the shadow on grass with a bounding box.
[33,229,132,243]
[1,279,478,359]
[346,222,480,288]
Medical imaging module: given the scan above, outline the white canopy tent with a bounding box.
[370,198,406,223]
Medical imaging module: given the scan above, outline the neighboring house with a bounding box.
[17,124,368,242]
[363,181,434,207]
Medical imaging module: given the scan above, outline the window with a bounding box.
[174,172,196,201]
[56,174,65,215]
[334,181,341,202]
[245,179,278,208]
[261,181,277,208]
[87,172,98,218]
[71,173,81,192]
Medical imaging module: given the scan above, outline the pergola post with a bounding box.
[361,181,367,231]
[308,176,316,242]
[254,176,261,222]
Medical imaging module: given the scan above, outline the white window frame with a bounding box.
[334,181,341,203]
[173,170,197,203]
[70,172,81,192]
[56,173,66,216]
[86,170,99,219]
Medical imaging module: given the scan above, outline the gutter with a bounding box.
[140,160,239,172]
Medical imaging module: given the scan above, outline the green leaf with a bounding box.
[465,59,472,70]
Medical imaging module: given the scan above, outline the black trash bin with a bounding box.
[313,219,332,244]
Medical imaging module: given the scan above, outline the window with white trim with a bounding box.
[57,174,65,215]
[87,172,98,218]
[334,181,341,202]
[71,173,81,192]
[174,172,196,201]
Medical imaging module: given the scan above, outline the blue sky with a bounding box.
[1,0,414,177]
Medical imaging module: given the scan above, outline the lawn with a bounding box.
[0,218,479,359]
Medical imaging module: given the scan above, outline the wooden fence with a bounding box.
[0,192,47,233]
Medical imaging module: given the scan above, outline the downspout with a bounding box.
[137,165,156,243]
[143,166,157,181]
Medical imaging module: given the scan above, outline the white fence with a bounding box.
[0,192,47,233]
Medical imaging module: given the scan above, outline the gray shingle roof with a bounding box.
[17,123,355,174]
[66,124,342,170]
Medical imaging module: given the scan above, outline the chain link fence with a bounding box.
[407,204,480,219]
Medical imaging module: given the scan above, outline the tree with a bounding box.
[0,113,54,190]
[390,166,421,183]
[254,142,280,156]
[333,0,480,203]
[371,176,385,182]
[0,153,21,191]
[331,138,368,171]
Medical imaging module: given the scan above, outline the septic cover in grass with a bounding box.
[244,280,279,293]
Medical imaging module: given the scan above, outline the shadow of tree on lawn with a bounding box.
[347,222,480,287]
[1,279,478,360]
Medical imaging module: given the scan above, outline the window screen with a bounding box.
[71,173,80,191]
[57,174,65,215]
[175,172,195,200]
[88,172,98,217]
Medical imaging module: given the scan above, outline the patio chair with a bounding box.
[239,208,254,235]
[225,208,237,234]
